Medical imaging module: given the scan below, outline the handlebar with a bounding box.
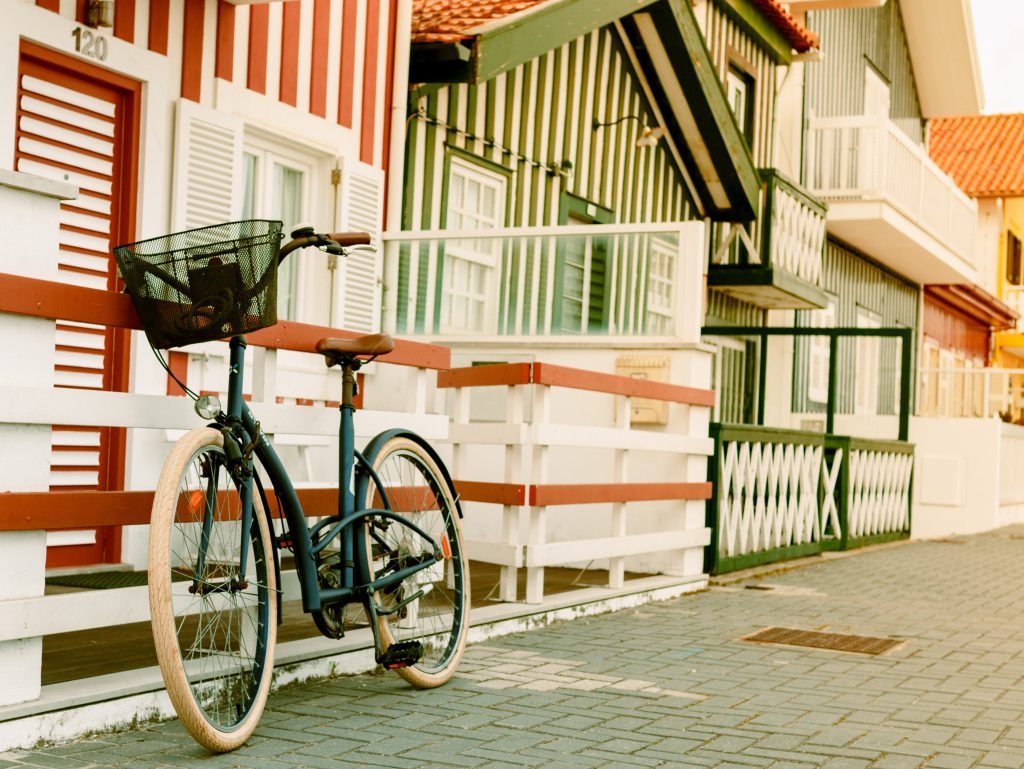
[278,229,374,264]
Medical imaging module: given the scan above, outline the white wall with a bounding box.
[0,170,75,706]
[975,198,1003,298]
[910,416,1002,538]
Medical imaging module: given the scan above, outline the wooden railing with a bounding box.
[706,424,913,574]
[439,361,715,604]
[0,270,450,709]
[710,169,827,288]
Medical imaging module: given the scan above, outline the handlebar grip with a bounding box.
[327,232,372,247]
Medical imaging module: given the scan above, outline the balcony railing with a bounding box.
[805,115,978,265]
[708,169,827,309]
[381,223,705,340]
[917,367,1024,420]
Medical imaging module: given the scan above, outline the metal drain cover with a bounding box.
[742,627,903,655]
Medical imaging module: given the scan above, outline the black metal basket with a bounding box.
[114,220,284,349]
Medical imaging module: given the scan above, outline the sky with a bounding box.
[971,0,1024,113]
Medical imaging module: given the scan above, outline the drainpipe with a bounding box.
[383,0,412,334]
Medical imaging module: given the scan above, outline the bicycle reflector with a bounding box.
[195,394,223,420]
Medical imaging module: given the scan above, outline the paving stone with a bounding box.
[14,530,1024,768]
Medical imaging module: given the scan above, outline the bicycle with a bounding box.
[113,220,469,752]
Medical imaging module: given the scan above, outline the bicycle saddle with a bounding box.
[316,333,395,363]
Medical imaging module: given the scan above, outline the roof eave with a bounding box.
[898,0,984,117]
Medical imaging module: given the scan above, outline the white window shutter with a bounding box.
[171,99,243,230]
[335,158,384,332]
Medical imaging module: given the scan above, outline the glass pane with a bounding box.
[482,185,495,217]
[272,163,304,320]
[241,153,258,220]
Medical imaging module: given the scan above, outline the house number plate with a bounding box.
[71,27,109,62]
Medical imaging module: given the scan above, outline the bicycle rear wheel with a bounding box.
[149,428,276,752]
[363,436,469,687]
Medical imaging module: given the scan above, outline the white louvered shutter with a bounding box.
[15,69,122,500]
[171,99,243,229]
[335,158,384,332]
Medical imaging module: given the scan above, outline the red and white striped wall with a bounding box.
[27,0,398,169]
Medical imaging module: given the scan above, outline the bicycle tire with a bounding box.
[149,428,277,752]
[362,436,469,687]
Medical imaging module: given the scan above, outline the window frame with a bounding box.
[855,306,882,415]
[437,148,512,334]
[806,294,838,404]
[552,193,614,334]
[240,132,329,323]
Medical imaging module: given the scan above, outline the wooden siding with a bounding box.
[805,0,924,144]
[793,238,919,415]
[696,0,777,168]
[400,25,697,333]
[30,0,394,168]
[923,294,989,363]
[695,0,785,423]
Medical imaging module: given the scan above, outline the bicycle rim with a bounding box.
[366,437,469,685]
[150,429,276,751]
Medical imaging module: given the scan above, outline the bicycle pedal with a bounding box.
[379,640,423,669]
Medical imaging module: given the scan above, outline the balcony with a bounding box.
[806,115,979,285]
[707,169,829,310]
[381,223,706,341]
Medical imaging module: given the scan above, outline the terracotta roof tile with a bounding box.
[411,0,819,52]
[930,114,1024,198]
[411,0,547,44]
[751,0,818,53]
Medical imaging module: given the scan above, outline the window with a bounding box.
[725,64,755,145]
[240,139,317,322]
[554,195,612,334]
[440,156,507,333]
[646,238,676,335]
[1006,231,1023,286]
[806,295,837,404]
[855,307,881,414]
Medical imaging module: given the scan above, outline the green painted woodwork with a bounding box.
[792,238,919,419]
[707,267,829,309]
[707,169,828,309]
[702,325,915,441]
[714,0,795,63]
[706,422,913,574]
[403,24,697,335]
[619,0,760,221]
[824,434,913,551]
[552,193,614,333]
[471,0,661,84]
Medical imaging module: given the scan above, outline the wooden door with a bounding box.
[14,43,140,568]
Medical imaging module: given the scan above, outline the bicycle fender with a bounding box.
[360,428,464,519]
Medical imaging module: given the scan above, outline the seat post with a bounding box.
[341,362,358,409]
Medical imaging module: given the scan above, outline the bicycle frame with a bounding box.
[222,335,441,616]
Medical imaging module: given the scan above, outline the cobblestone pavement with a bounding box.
[8,529,1024,768]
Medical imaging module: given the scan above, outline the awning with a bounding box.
[925,284,1019,331]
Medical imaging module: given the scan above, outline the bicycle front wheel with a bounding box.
[363,436,469,687]
[149,428,277,752]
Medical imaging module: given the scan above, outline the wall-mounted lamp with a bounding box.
[87,0,115,28]
[592,115,666,148]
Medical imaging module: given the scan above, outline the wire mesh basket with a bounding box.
[114,220,284,349]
